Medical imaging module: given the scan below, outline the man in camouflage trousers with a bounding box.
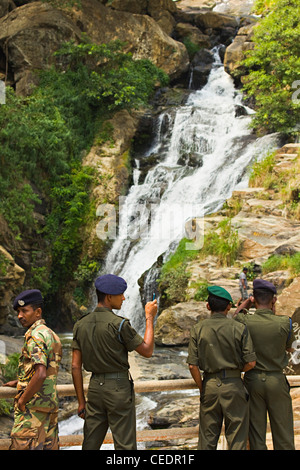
[4,289,62,450]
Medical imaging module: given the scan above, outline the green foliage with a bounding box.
[182,38,200,59]
[194,280,209,301]
[158,264,191,306]
[0,38,169,313]
[45,165,95,290]
[241,0,300,135]
[262,253,300,275]
[249,149,300,219]
[158,218,240,306]
[74,257,100,284]
[54,37,169,110]
[161,238,199,275]
[0,184,42,238]
[0,252,9,278]
[158,238,199,306]
[0,353,19,416]
[30,265,52,294]
[248,152,277,189]
[0,399,12,416]
[0,353,20,382]
[252,0,277,14]
[200,218,240,267]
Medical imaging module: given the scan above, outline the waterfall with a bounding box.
[101,48,281,332]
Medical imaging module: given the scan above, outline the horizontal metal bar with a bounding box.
[1,376,299,399]
[2,420,300,450]
[0,377,299,450]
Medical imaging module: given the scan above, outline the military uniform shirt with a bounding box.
[235,308,295,371]
[17,319,62,412]
[72,307,144,373]
[187,312,256,373]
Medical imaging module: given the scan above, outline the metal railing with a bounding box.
[0,376,299,450]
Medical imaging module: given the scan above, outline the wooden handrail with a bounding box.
[0,376,299,450]
[1,376,300,399]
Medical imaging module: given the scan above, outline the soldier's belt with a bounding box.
[92,371,130,380]
[245,369,284,376]
[204,370,241,379]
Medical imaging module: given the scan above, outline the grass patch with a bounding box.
[158,238,199,306]
[199,218,240,267]
[249,149,300,219]
[262,252,300,276]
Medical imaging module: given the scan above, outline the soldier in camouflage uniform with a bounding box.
[4,289,62,450]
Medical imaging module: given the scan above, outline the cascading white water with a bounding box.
[102,48,280,332]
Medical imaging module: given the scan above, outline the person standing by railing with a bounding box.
[71,274,157,450]
[234,279,295,450]
[187,285,256,450]
[3,289,62,450]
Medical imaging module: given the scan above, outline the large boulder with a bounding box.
[154,301,209,346]
[107,0,148,14]
[0,2,82,95]
[67,0,189,81]
[194,11,239,31]
[276,277,300,318]
[224,22,256,78]
[0,0,189,95]
[108,0,177,16]
[174,22,211,49]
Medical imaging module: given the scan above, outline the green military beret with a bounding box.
[207,285,233,303]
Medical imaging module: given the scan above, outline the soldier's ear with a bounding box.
[35,307,42,318]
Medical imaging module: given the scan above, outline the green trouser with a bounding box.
[199,372,249,450]
[82,372,137,450]
[244,370,295,450]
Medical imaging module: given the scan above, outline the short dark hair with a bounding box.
[96,290,107,303]
[30,302,44,311]
[208,294,231,312]
[253,288,274,304]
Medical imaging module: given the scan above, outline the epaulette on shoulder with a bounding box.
[117,316,129,343]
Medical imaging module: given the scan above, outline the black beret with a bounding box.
[253,279,277,294]
[94,274,127,295]
[13,289,43,310]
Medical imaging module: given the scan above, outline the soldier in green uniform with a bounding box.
[187,285,256,450]
[234,278,295,450]
[71,274,157,450]
[3,289,62,450]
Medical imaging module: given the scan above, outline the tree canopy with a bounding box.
[241,0,300,136]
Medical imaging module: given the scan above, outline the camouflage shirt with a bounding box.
[17,319,62,412]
